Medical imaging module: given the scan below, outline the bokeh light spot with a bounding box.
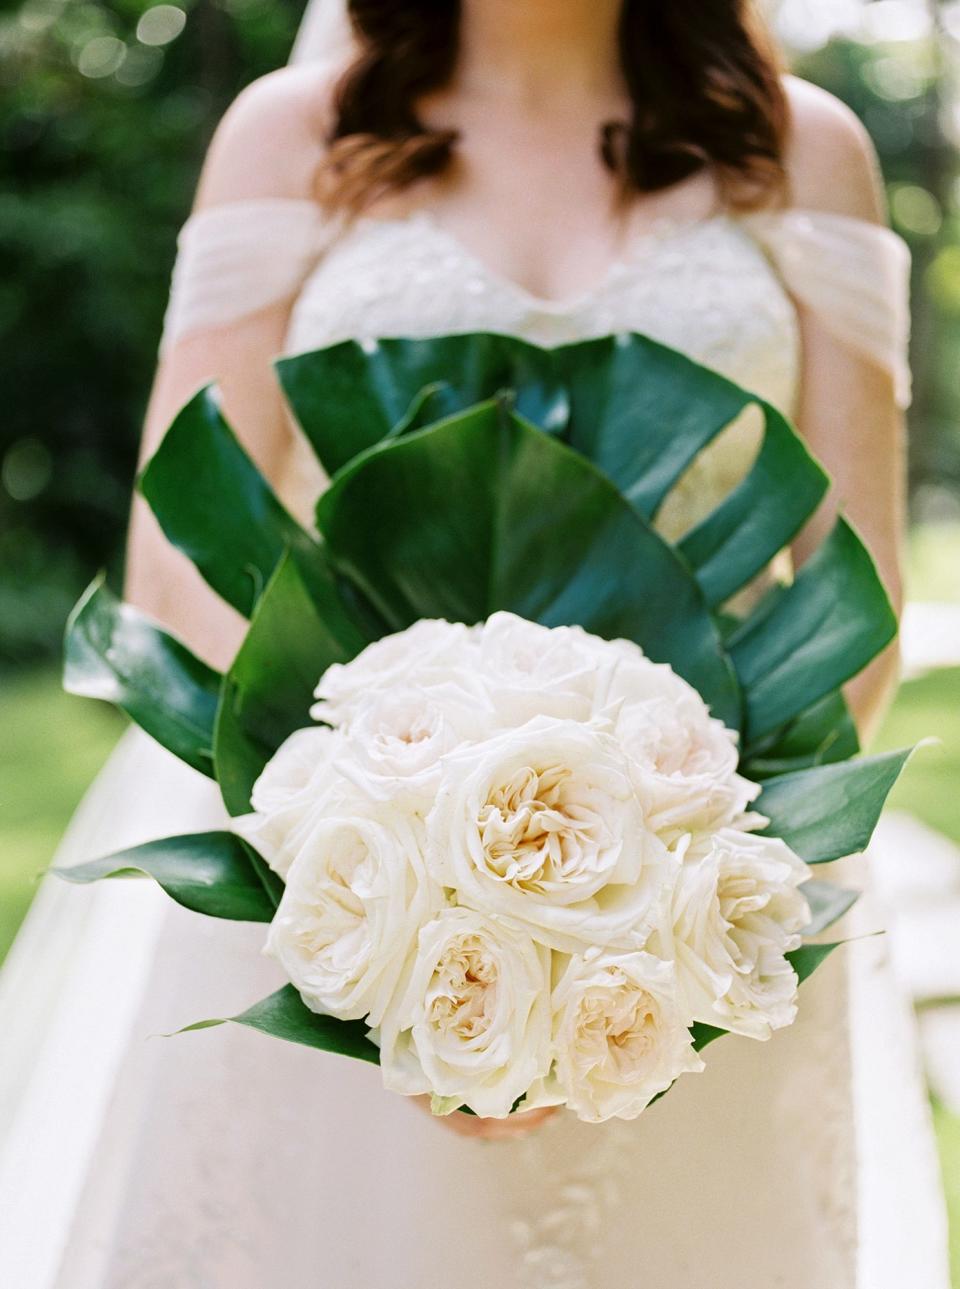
[76,35,126,79]
[891,184,943,237]
[2,440,53,503]
[136,5,187,47]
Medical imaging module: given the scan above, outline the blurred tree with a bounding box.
[781,0,960,529]
[0,0,305,664]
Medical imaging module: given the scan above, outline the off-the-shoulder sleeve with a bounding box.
[743,209,912,408]
[159,198,338,355]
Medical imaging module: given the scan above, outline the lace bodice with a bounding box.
[286,210,799,407]
[162,198,910,540]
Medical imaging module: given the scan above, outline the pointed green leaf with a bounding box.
[53,831,275,922]
[181,983,380,1064]
[742,691,860,780]
[317,400,740,727]
[213,550,370,815]
[140,385,321,617]
[729,518,898,741]
[214,681,275,819]
[64,576,219,776]
[787,941,843,982]
[691,1022,727,1051]
[229,550,368,752]
[758,748,912,864]
[679,405,829,606]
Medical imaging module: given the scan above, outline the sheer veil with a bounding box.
[289,0,355,66]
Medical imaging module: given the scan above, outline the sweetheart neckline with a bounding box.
[340,207,741,315]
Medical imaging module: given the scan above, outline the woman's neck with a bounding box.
[456,0,625,105]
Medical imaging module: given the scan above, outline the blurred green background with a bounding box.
[0,0,959,1278]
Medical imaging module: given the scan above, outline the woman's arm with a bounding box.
[784,79,907,744]
[124,69,328,671]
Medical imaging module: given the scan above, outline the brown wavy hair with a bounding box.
[322,1,788,213]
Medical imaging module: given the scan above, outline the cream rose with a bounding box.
[233,726,349,878]
[311,618,483,728]
[428,716,675,953]
[542,949,703,1122]
[667,829,811,1040]
[336,682,495,807]
[266,798,439,1027]
[477,611,619,726]
[599,656,757,836]
[377,906,553,1118]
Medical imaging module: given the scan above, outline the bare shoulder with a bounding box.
[194,62,343,208]
[781,75,886,222]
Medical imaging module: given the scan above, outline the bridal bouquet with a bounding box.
[60,332,909,1122]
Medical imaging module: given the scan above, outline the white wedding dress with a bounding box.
[0,190,950,1288]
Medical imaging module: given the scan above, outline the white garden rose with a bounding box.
[311,618,482,728]
[541,949,703,1123]
[667,829,811,1040]
[477,611,619,726]
[266,797,439,1027]
[250,725,340,814]
[336,681,496,807]
[233,726,349,878]
[428,715,676,953]
[599,656,757,836]
[377,906,553,1118]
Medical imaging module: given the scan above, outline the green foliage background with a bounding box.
[0,0,306,663]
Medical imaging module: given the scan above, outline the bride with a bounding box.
[0,1,950,1285]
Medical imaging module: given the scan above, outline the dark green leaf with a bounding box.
[801,880,859,936]
[729,518,898,741]
[53,831,275,922]
[140,385,320,617]
[742,691,860,780]
[277,335,569,476]
[214,550,368,815]
[787,941,843,982]
[758,748,912,864]
[317,400,740,727]
[555,333,750,517]
[64,576,219,776]
[279,332,765,527]
[181,983,380,1064]
[691,1022,727,1051]
[214,679,276,818]
[679,405,829,606]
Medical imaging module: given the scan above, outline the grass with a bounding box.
[0,669,124,962]
[874,667,960,846]
[935,1102,960,1288]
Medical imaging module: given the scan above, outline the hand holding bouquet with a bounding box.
[60,332,908,1122]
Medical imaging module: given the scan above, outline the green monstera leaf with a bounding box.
[62,330,909,1068]
[140,386,327,618]
[277,333,830,609]
[315,398,740,727]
